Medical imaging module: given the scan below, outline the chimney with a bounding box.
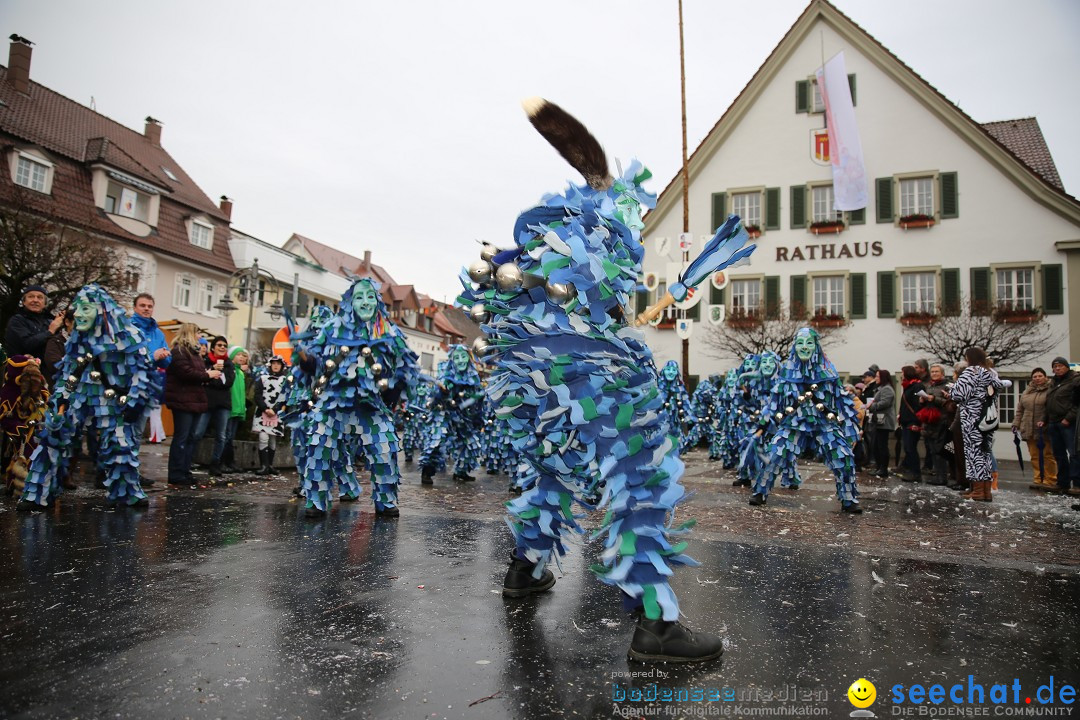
[7,35,33,94]
[363,250,371,270]
[144,116,162,146]
[219,195,233,220]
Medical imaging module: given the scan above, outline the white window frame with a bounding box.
[199,279,220,317]
[729,277,763,316]
[174,273,196,312]
[809,184,841,224]
[124,251,155,295]
[190,219,214,250]
[10,150,54,194]
[810,274,846,317]
[998,377,1028,426]
[899,270,938,315]
[992,264,1037,311]
[729,188,763,231]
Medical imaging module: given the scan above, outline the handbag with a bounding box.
[977,389,999,433]
[916,405,942,425]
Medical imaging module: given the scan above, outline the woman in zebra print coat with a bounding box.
[949,346,1003,502]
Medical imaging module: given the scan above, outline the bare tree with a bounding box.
[901,296,1063,368]
[0,189,130,330]
[700,300,848,362]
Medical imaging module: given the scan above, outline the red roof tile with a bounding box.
[980,118,1063,191]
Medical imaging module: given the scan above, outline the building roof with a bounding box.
[0,64,235,273]
[981,118,1063,191]
[645,0,1079,229]
[284,233,398,285]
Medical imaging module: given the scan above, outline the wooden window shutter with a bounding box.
[940,172,959,219]
[765,187,781,230]
[711,192,727,232]
[848,74,857,106]
[848,208,866,225]
[765,276,780,319]
[876,177,894,223]
[942,268,961,316]
[1042,263,1064,315]
[789,275,807,319]
[710,285,726,305]
[635,290,649,316]
[849,273,867,319]
[790,185,806,229]
[796,80,809,113]
[970,267,991,316]
[877,270,896,318]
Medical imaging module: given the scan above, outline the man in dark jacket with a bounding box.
[1042,357,1080,492]
[4,285,64,359]
[193,336,235,477]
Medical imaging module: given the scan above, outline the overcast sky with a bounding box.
[5,0,1078,303]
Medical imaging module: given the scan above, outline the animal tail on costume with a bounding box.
[522,97,613,192]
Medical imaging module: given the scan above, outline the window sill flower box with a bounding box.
[900,312,938,326]
[899,214,936,230]
[809,220,845,235]
[810,313,847,328]
[994,307,1040,324]
[745,225,762,240]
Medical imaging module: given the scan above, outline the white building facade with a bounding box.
[640,0,1080,439]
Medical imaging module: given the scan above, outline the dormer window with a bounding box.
[190,220,213,249]
[11,151,54,194]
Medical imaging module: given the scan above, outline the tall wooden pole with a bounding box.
[679,0,691,386]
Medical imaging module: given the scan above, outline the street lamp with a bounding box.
[214,258,284,351]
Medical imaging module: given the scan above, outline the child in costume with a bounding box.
[252,355,289,476]
[300,279,419,517]
[749,328,862,513]
[657,360,697,453]
[458,99,753,663]
[419,345,485,484]
[17,284,160,510]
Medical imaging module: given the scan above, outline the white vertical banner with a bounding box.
[817,51,867,211]
[119,188,138,218]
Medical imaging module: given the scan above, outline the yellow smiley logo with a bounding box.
[847,678,876,708]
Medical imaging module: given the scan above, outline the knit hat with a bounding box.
[1052,356,1070,368]
[198,337,209,346]
[867,364,880,375]
[21,284,47,298]
[228,345,248,361]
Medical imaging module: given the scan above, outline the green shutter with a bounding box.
[877,270,896,318]
[1042,263,1064,315]
[795,80,809,113]
[765,187,781,231]
[942,268,961,316]
[711,192,727,232]
[710,285,726,305]
[686,303,700,321]
[970,267,991,316]
[850,273,866,319]
[848,74,856,106]
[635,290,648,315]
[848,208,865,225]
[790,185,806,229]
[876,177,894,223]
[940,172,958,219]
[789,275,807,319]
[765,276,780,319]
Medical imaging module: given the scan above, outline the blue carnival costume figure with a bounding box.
[398,378,434,463]
[283,305,335,497]
[458,99,753,663]
[687,374,720,457]
[419,345,485,484]
[657,360,697,453]
[300,279,419,518]
[734,351,785,488]
[713,369,741,467]
[483,395,518,476]
[18,284,160,510]
[749,328,862,513]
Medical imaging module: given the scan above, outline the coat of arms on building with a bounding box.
[811,128,830,166]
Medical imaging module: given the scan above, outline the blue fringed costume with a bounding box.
[657,360,697,453]
[418,345,485,483]
[749,329,862,512]
[283,305,335,494]
[299,279,419,517]
[18,284,160,509]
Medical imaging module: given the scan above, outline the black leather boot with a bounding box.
[502,553,555,598]
[748,493,767,506]
[628,616,724,663]
[453,470,476,482]
[421,465,434,485]
[731,478,751,487]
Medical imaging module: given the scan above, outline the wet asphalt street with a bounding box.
[1,443,1078,719]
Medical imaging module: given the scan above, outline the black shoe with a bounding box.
[138,475,156,487]
[453,471,476,482]
[927,477,948,486]
[901,474,921,483]
[487,468,499,475]
[16,498,43,512]
[842,501,863,514]
[375,506,400,518]
[748,493,767,506]
[167,478,191,486]
[404,455,413,463]
[731,478,751,487]
[208,463,223,478]
[291,486,303,497]
[421,466,434,485]
[221,465,241,474]
[1071,504,1080,511]
[304,504,326,518]
[508,485,523,496]
[502,554,556,598]
[109,496,149,509]
[627,617,724,663]
[339,493,360,503]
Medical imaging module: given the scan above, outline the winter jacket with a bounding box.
[164,346,209,414]
[227,347,248,419]
[899,379,923,429]
[41,329,68,387]
[869,383,897,432]
[129,314,172,369]
[203,355,235,411]
[4,307,52,359]
[1013,380,1050,440]
[1043,369,1080,424]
